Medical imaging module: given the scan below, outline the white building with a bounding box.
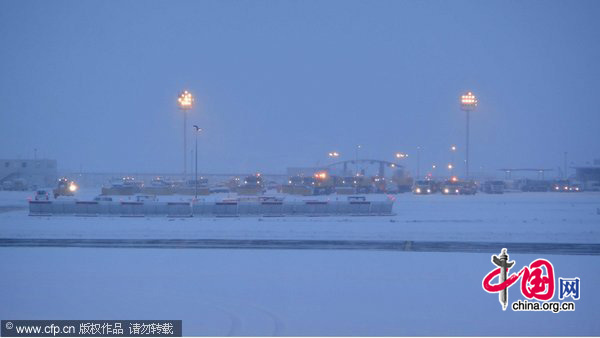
[0,159,58,189]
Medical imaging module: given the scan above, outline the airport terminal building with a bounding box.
[0,159,58,190]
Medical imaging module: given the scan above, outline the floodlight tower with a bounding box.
[178,90,194,180]
[193,125,202,199]
[460,91,477,178]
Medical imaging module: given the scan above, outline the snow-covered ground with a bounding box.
[1,249,598,336]
[1,190,599,335]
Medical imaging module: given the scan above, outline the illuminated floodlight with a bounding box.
[460,91,477,111]
[178,90,194,110]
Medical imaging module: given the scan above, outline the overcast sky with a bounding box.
[1,0,599,176]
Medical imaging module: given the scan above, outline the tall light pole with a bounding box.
[178,90,194,180]
[416,146,421,179]
[355,145,361,175]
[460,91,477,178]
[193,125,202,199]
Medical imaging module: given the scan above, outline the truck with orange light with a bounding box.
[441,178,461,195]
[53,177,78,198]
[237,174,265,195]
[413,180,437,194]
[313,171,336,195]
[281,176,314,196]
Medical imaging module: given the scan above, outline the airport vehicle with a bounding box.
[237,174,264,195]
[459,181,478,195]
[53,178,77,198]
[281,176,314,195]
[413,180,437,194]
[440,178,476,195]
[175,178,210,195]
[520,179,550,192]
[1,178,28,191]
[441,179,461,195]
[101,177,143,195]
[34,190,49,201]
[482,180,505,194]
[313,171,336,195]
[141,177,173,195]
[551,180,582,192]
[335,175,372,194]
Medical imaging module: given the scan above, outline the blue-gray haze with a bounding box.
[1,0,598,176]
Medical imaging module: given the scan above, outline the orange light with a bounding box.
[314,171,328,180]
[178,90,194,109]
[460,91,478,110]
[451,176,458,182]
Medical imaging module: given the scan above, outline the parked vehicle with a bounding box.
[413,180,436,194]
[441,179,461,195]
[520,179,550,192]
[34,190,49,201]
[237,174,264,195]
[551,180,582,192]
[459,181,478,195]
[483,180,504,194]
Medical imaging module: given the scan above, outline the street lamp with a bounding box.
[328,151,340,158]
[178,90,194,180]
[460,91,477,178]
[193,125,202,199]
[395,152,408,159]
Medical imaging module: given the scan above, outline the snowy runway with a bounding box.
[1,191,599,335]
[1,248,598,336]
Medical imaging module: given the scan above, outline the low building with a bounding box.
[0,159,58,189]
[573,158,600,191]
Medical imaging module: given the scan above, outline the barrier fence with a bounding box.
[29,199,394,217]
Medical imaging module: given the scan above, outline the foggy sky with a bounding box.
[1,0,599,176]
